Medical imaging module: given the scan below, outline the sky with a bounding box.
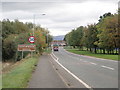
[1,0,119,36]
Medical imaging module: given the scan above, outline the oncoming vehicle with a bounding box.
[53,44,59,51]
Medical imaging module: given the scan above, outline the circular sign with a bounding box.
[28,36,35,43]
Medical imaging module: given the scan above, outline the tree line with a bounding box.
[2,19,52,62]
[64,12,120,55]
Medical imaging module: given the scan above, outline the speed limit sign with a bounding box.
[28,36,35,43]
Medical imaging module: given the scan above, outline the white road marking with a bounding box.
[101,65,115,70]
[83,61,88,63]
[50,52,93,90]
[61,49,116,71]
[52,52,59,60]
[82,61,97,66]
[48,57,69,88]
[90,62,97,65]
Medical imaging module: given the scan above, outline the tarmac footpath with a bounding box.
[28,53,67,88]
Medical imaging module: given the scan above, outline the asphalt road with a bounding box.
[51,47,118,88]
[28,47,118,89]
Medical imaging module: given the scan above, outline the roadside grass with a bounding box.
[44,47,52,54]
[65,49,118,61]
[2,55,39,88]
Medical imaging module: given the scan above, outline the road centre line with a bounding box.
[83,61,88,63]
[81,60,97,66]
[89,62,97,65]
[79,60,114,70]
[63,49,116,71]
[50,52,93,90]
[101,65,115,70]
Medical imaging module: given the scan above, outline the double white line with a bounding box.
[50,52,93,90]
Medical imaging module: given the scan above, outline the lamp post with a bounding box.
[33,14,46,36]
[46,31,49,51]
[33,14,49,51]
[32,13,46,55]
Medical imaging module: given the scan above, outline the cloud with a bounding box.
[1,0,118,36]
[1,0,119,3]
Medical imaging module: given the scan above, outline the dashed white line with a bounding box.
[83,61,88,63]
[101,65,115,70]
[82,61,97,66]
[90,62,97,65]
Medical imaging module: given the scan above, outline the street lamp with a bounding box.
[32,13,46,55]
[33,14,49,52]
[33,13,46,36]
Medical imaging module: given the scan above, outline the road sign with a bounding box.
[28,36,35,43]
[18,44,36,51]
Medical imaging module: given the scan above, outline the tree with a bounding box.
[2,34,16,61]
[64,26,84,48]
[88,24,98,53]
[2,19,52,61]
[96,14,118,54]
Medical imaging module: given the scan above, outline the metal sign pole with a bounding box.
[31,51,32,58]
[22,51,23,59]
[15,51,18,62]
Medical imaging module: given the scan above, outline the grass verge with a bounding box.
[44,47,52,54]
[66,49,118,61]
[2,56,39,88]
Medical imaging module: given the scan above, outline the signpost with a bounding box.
[18,44,36,59]
[17,36,36,60]
[28,36,35,43]
[18,44,36,51]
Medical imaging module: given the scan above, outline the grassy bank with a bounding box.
[65,48,118,61]
[2,55,39,88]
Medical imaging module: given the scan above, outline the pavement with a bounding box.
[28,53,67,88]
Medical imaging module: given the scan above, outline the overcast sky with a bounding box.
[1,0,119,36]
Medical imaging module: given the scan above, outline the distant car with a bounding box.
[53,44,59,51]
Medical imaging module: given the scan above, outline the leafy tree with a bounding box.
[2,34,16,60]
[82,26,90,50]
[96,14,118,54]
[87,24,98,53]
[2,19,52,61]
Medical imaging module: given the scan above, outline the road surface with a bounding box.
[51,47,118,88]
[28,47,118,89]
